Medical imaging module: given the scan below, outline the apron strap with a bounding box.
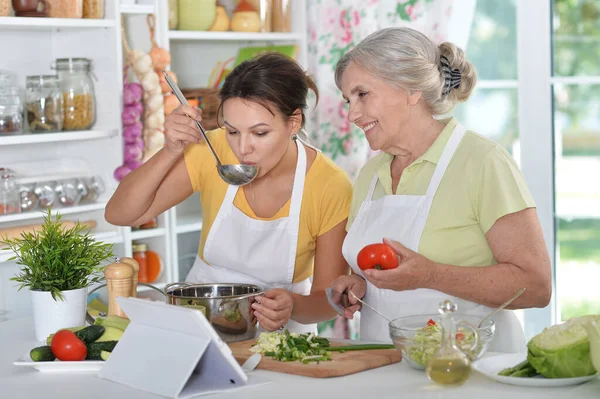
[283,139,307,285]
[366,172,379,201]
[425,123,467,198]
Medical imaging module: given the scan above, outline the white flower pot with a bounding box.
[30,287,87,342]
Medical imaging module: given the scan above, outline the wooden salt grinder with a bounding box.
[118,257,140,298]
[104,262,134,318]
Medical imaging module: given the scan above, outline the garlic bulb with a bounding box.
[145,110,165,130]
[141,72,159,91]
[133,54,152,74]
[146,94,163,113]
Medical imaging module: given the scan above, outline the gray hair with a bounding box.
[335,27,477,116]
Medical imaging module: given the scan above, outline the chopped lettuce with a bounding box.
[407,322,476,367]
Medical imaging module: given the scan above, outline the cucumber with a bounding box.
[96,326,124,342]
[74,325,105,344]
[100,350,111,361]
[30,346,55,362]
[86,341,118,360]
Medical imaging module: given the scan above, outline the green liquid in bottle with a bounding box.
[426,356,471,386]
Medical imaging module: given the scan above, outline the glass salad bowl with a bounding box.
[389,314,495,370]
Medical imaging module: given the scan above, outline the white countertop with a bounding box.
[0,317,598,399]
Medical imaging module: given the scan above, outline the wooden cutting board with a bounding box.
[228,339,402,378]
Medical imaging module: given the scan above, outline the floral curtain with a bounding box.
[308,0,476,338]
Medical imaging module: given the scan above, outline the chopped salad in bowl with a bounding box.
[389,314,495,370]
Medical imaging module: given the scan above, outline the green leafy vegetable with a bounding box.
[250,331,394,364]
[526,314,600,378]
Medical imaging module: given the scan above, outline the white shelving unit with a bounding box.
[0,129,118,146]
[0,17,115,29]
[168,31,302,41]
[0,0,307,317]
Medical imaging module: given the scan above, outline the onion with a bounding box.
[113,165,132,181]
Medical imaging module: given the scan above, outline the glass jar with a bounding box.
[25,75,63,133]
[178,0,216,31]
[82,0,103,19]
[0,168,21,215]
[168,0,178,29]
[271,0,291,32]
[54,58,96,131]
[0,104,23,135]
[34,181,56,209]
[46,0,83,18]
[132,243,148,283]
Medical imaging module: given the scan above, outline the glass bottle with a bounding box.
[82,0,104,19]
[25,75,64,133]
[425,299,474,386]
[132,243,149,283]
[53,58,97,131]
[0,168,21,215]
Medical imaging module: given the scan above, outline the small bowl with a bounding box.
[389,314,495,370]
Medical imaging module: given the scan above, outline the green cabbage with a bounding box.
[527,314,600,378]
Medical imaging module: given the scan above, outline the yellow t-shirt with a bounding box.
[347,117,536,267]
[184,129,353,282]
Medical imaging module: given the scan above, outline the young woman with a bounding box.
[106,53,353,334]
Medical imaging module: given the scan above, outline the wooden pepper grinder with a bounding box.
[104,262,134,318]
[117,257,140,298]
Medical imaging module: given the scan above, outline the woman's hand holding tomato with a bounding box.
[50,330,87,361]
[359,238,436,292]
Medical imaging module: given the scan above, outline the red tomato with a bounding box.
[427,319,436,326]
[357,243,399,271]
[51,330,87,361]
[455,333,465,342]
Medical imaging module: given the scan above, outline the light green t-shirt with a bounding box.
[347,117,536,267]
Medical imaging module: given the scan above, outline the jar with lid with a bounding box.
[46,0,83,18]
[0,104,23,135]
[132,243,148,283]
[26,75,63,133]
[168,0,178,29]
[0,168,21,215]
[53,58,96,131]
[82,0,103,19]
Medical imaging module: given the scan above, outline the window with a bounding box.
[552,0,600,321]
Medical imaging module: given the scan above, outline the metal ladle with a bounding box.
[162,70,259,186]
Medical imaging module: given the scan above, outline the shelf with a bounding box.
[120,4,155,15]
[0,17,115,30]
[168,31,302,42]
[0,129,118,146]
[0,202,107,224]
[0,230,122,263]
[131,227,166,240]
[176,214,203,234]
[91,231,124,244]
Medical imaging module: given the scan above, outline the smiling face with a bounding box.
[222,97,299,178]
[340,62,418,152]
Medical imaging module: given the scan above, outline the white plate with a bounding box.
[13,352,104,373]
[473,353,598,387]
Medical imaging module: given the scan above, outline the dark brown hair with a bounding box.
[218,52,319,128]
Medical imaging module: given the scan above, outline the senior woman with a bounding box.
[329,27,552,352]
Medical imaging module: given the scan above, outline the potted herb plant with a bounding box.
[0,209,114,341]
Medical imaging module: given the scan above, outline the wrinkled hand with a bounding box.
[329,274,366,320]
[252,288,294,332]
[362,238,434,291]
[163,104,203,156]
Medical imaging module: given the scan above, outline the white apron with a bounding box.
[341,123,526,353]
[186,138,317,335]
